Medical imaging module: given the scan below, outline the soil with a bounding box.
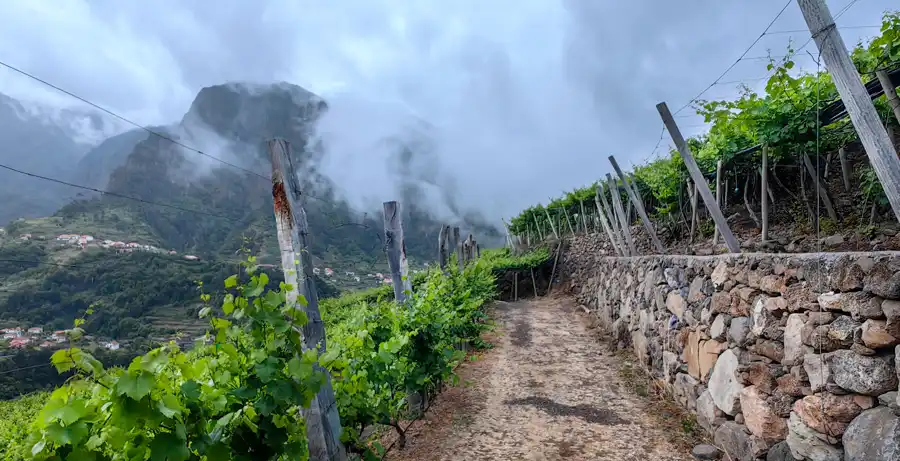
[385,296,694,461]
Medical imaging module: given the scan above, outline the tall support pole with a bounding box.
[657,102,741,252]
[839,147,851,192]
[561,207,576,235]
[438,224,449,271]
[595,189,624,256]
[607,174,637,255]
[452,227,462,272]
[797,0,900,222]
[609,155,665,253]
[802,154,839,222]
[598,183,629,256]
[382,201,412,302]
[876,69,900,126]
[761,145,770,242]
[267,139,347,461]
[579,200,588,233]
[544,208,559,239]
[689,181,699,243]
[713,159,724,245]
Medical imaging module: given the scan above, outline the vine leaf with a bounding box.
[115,371,156,400]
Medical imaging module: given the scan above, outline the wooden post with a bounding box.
[607,174,637,255]
[609,155,664,253]
[877,69,900,126]
[532,215,544,241]
[657,102,741,252]
[267,139,347,461]
[631,173,646,216]
[802,154,839,222]
[598,184,628,256]
[579,200,588,233]
[452,227,462,272]
[797,0,900,222]
[595,190,624,256]
[438,225,449,271]
[383,201,412,302]
[561,207,575,235]
[839,147,851,192]
[689,181,699,243]
[761,145,769,242]
[713,159,723,245]
[544,208,559,239]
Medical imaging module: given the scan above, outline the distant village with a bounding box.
[17,232,201,261]
[1,326,120,351]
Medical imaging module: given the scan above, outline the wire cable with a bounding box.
[0,162,234,219]
[672,0,793,115]
[0,59,270,181]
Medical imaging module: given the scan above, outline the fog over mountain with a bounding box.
[0,0,895,225]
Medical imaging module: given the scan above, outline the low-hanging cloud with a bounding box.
[0,0,894,223]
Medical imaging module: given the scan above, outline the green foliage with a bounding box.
[478,247,551,271]
[25,261,326,460]
[7,251,505,460]
[509,11,900,230]
[0,392,48,461]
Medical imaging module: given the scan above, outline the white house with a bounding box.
[183,255,200,261]
[102,340,120,350]
[27,327,42,335]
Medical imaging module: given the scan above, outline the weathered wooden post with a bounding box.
[713,159,723,245]
[562,207,575,235]
[802,154,839,222]
[594,190,624,256]
[609,155,665,253]
[579,200,588,233]
[598,183,628,256]
[761,145,769,242]
[876,69,900,126]
[438,225,450,271]
[839,147,851,192]
[689,181,699,243]
[453,227,463,272]
[607,174,637,255]
[797,0,900,222]
[383,201,412,302]
[267,139,347,461]
[657,102,740,252]
[543,208,559,239]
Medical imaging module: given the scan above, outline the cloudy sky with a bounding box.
[0,0,895,220]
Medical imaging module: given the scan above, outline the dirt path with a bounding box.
[387,296,694,461]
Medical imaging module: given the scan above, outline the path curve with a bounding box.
[387,296,694,461]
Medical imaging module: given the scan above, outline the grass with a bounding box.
[613,350,709,451]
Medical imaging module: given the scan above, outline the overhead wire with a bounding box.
[0,58,270,181]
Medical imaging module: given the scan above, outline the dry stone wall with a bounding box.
[564,236,900,461]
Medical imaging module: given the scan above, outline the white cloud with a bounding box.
[0,0,895,221]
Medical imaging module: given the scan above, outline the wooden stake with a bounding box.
[839,147,851,192]
[598,184,628,256]
[877,69,900,126]
[530,268,538,297]
[802,154,839,222]
[689,181,699,243]
[607,174,637,255]
[267,139,347,461]
[532,215,544,241]
[797,0,900,223]
[452,227,462,272]
[562,207,575,235]
[713,159,723,245]
[657,102,740,252]
[383,201,412,302]
[579,200,588,233]
[609,155,665,253]
[514,272,518,301]
[595,190,624,256]
[544,208,559,239]
[761,145,769,242]
[438,224,449,271]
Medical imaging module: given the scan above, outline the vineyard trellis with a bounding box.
[508,10,900,254]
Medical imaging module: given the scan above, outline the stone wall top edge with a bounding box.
[595,250,900,263]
